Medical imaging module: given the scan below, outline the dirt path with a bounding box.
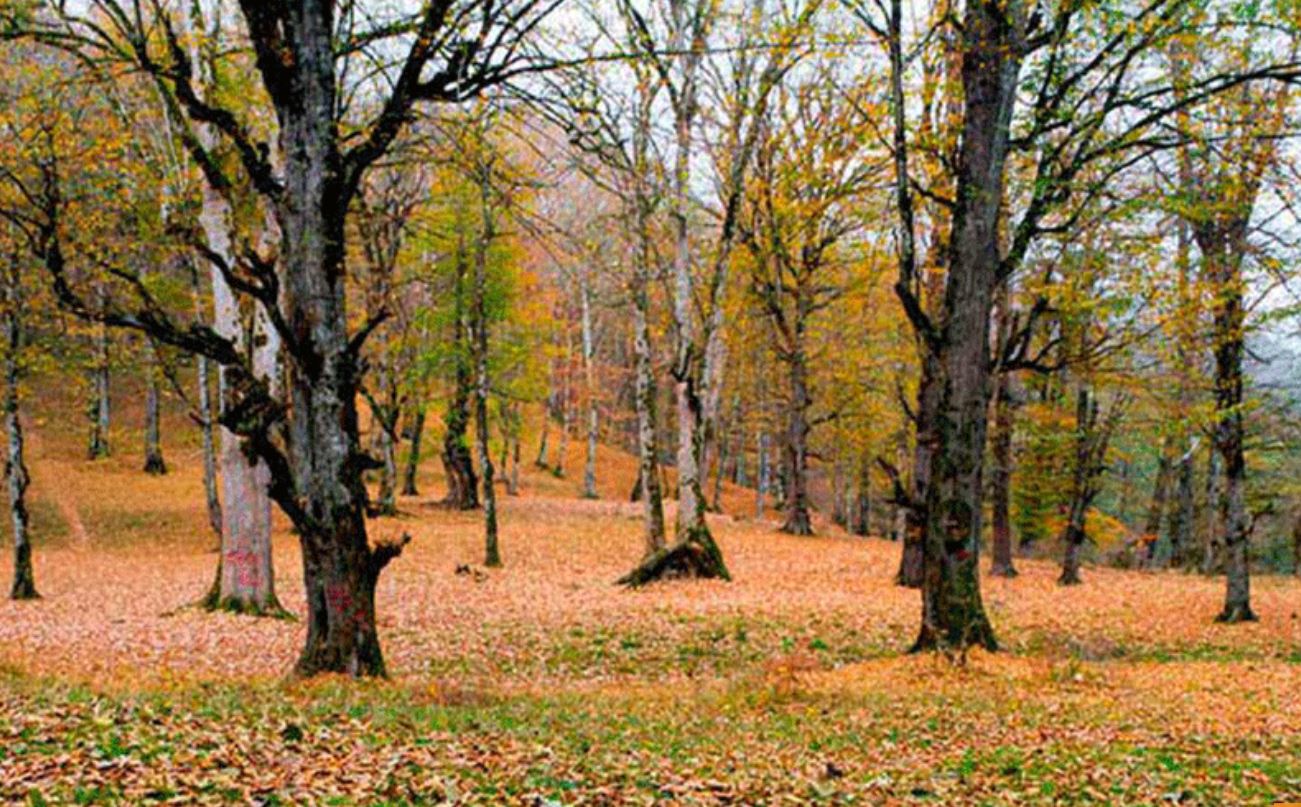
[23,421,91,544]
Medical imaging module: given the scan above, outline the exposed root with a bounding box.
[1214,604,1258,624]
[618,528,731,586]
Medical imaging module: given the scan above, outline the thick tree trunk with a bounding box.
[896,360,936,587]
[142,346,167,475]
[1203,236,1255,623]
[911,0,1023,653]
[1058,524,1084,586]
[87,320,110,460]
[195,148,281,617]
[631,250,666,554]
[780,351,813,536]
[401,407,425,496]
[279,10,401,676]
[4,274,37,601]
[187,258,222,538]
[1143,441,1173,568]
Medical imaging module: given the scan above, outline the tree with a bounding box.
[1,231,36,600]
[1058,386,1128,585]
[6,0,557,677]
[852,0,1299,652]
[738,66,870,536]
[618,0,821,584]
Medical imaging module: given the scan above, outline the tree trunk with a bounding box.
[1058,389,1096,586]
[781,348,813,535]
[756,430,769,519]
[911,0,1023,653]
[831,457,846,528]
[631,4,729,585]
[580,271,599,499]
[87,319,110,460]
[989,282,1017,577]
[197,352,222,537]
[1202,234,1255,622]
[142,345,167,475]
[375,411,397,516]
[1143,441,1173,568]
[473,157,501,569]
[401,407,425,496]
[554,348,571,479]
[854,456,872,537]
[278,12,402,676]
[535,403,550,470]
[1170,441,1195,568]
[508,430,520,496]
[1201,447,1222,575]
[1059,524,1084,585]
[195,147,282,618]
[1292,514,1301,577]
[441,250,479,510]
[896,360,935,587]
[631,240,666,554]
[4,266,37,601]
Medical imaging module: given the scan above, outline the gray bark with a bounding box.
[143,344,167,475]
[86,318,110,460]
[580,269,599,499]
[401,407,425,496]
[4,260,36,600]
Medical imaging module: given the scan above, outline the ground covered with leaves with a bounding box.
[2,404,1300,804]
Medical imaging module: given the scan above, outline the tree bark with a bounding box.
[86,318,110,460]
[193,158,282,617]
[631,231,666,555]
[534,400,550,469]
[1201,447,1222,574]
[4,263,37,601]
[1201,231,1255,622]
[401,407,425,496]
[579,269,599,499]
[911,0,1025,653]
[1143,440,1173,568]
[989,365,1017,578]
[189,264,221,538]
[780,348,813,536]
[278,7,402,676]
[441,247,479,510]
[473,150,501,569]
[854,456,873,537]
[142,344,167,475]
[755,430,769,519]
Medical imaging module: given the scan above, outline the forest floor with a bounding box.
[1,385,1300,804]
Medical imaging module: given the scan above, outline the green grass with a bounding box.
[4,666,1300,805]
